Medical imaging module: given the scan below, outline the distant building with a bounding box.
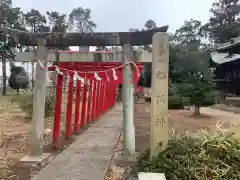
[211,36,240,95]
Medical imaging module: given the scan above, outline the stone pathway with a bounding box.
[32,104,123,180]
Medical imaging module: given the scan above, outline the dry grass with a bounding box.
[0,91,79,180]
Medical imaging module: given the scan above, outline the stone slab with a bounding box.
[138,172,166,180]
[20,153,52,167]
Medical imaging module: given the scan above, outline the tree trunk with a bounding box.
[31,61,35,92]
[193,104,200,115]
[219,90,225,104]
[8,59,14,68]
[2,57,6,96]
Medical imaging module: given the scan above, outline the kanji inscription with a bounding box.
[156,70,166,80]
[156,117,166,128]
[156,94,164,104]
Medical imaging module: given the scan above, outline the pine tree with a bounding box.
[202,0,240,43]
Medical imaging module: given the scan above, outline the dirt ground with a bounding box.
[134,101,240,152]
[0,91,79,180]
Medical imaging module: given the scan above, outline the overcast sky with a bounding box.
[12,0,215,33]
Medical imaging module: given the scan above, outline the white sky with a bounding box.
[12,0,215,33]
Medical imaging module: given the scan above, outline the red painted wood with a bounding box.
[110,83,114,107]
[65,73,74,138]
[102,81,107,112]
[74,79,81,133]
[100,81,105,115]
[80,78,87,128]
[106,83,111,109]
[52,74,63,148]
[113,84,117,105]
[91,80,97,121]
[86,80,93,124]
[96,81,101,119]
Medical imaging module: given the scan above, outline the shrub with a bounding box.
[168,83,183,109]
[12,93,55,118]
[168,95,182,109]
[137,130,240,180]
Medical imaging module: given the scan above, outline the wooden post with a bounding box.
[0,0,3,16]
[150,32,169,158]
[122,43,136,158]
[31,62,34,91]
[0,1,6,96]
[1,56,6,95]
[31,50,36,92]
[30,38,48,156]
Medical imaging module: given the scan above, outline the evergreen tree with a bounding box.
[202,0,240,43]
[0,0,26,95]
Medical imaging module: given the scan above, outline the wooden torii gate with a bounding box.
[0,26,169,161]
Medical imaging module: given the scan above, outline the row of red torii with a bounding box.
[48,61,144,148]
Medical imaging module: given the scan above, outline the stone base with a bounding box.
[115,154,139,167]
[20,153,52,167]
[138,172,166,180]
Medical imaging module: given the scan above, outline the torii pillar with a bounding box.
[20,38,51,163]
[150,32,169,158]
